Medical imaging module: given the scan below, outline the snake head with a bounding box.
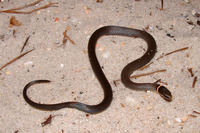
[157,85,172,101]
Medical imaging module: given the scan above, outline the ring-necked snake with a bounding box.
[23,26,172,114]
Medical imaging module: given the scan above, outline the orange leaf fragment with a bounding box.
[10,16,22,26]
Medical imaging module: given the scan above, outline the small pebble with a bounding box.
[185,0,191,3]
[181,115,189,122]
[191,9,196,16]
[146,105,154,111]
[175,117,182,123]
[166,61,171,65]
[24,61,33,66]
[60,64,64,67]
[6,70,11,75]
[103,51,110,59]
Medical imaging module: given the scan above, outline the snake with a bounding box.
[23,26,172,114]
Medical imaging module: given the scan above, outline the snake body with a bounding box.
[23,26,172,114]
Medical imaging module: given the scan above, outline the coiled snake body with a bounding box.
[23,26,172,114]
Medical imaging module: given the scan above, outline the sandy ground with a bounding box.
[0,0,200,132]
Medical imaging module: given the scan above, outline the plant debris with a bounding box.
[0,0,58,14]
[166,33,175,40]
[62,28,75,45]
[10,16,22,26]
[140,47,189,70]
[192,76,197,88]
[96,0,103,3]
[21,35,31,53]
[13,30,16,38]
[197,20,200,26]
[160,0,164,10]
[41,115,55,127]
[187,68,194,77]
[193,111,200,114]
[114,47,189,84]
[0,49,34,71]
[130,69,166,79]
[0,35,5,41]
[114,69,166,83]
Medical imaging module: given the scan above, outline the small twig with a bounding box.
[188,114,197,118]
[187,68,194,77]
[141,47,189,69]
[165,47,189,56]
[0,49,34,70]
[156,47,189,60]
[63,29,75,45]
[114,69,166,83]
[130,69,166,79]
[192,76,197,88]
[21,35,31,53]
[160,0,163,10]
[13,30,16,38]
[6,0,43,11]
[139,62,153,70]
[0,2,58,14]
[193,111,200,114]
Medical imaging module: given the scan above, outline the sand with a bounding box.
[0,0,200,132]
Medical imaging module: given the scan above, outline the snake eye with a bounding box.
[157,85,172,101]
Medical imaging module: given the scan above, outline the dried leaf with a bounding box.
[10,16,22,26]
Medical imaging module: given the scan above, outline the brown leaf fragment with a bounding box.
[10,16,22,26]
[120,103,125,108]
[41,115,55,127]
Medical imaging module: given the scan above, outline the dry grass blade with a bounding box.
[192,76,197,88]
[165,47,189,56]
[193,111,200,114]
[130,69,166,79]
[63,29,75,45]
[21,35,31,53]
[141,47,189,70]
[0,49,34,70]
[160,0,163,10]
[0,2,58,14]
[5,0,43,11]
[114,69,166,83]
